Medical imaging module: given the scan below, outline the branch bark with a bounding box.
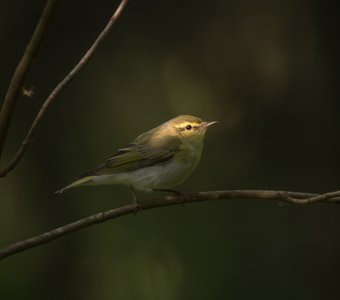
[0,189,339,261]
[0,0,59,159]
[0,0,129,177]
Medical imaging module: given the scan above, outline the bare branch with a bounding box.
[0,189,339,261]
[286,190,340,204]
[0,0,129,177]
[0,0,59,159]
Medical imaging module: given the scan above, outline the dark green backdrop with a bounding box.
[1,0,339,299]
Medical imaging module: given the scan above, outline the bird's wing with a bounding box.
[82,130,182,176]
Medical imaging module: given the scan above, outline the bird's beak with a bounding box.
[201,121,218,128]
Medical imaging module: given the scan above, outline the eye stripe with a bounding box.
[176,122,201,132]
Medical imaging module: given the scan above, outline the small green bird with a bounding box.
[56,115,217,207]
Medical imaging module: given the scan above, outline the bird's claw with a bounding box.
[132,202,142,214]
[174,191,186,206]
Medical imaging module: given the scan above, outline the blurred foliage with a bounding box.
[0,0,340,299]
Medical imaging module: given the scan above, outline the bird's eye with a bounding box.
[186,125,192,130]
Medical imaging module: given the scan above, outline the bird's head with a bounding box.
[164,115,217,144]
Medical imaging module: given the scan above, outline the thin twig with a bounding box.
[0,189,339,261]
[286,190,340,204]
[0,0,129,177]
[0,0,59,159]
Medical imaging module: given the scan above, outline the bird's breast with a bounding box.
[129,143,203,191]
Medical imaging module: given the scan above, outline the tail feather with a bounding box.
[55,176,96,194]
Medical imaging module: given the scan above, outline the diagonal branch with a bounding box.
[0,189,339,261]
[0,0,59,159]
[0,0,129,177]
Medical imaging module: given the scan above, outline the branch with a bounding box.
[0,0,129,177]
[0,0,59,159]
[1,189,339,261]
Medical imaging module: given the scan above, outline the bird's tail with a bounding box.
[55,176,96,194]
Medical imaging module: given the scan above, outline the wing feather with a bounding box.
[80,129,182,177]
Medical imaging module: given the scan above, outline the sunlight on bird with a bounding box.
[56,115,217,208]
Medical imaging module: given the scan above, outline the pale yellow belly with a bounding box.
[90,154,200,192]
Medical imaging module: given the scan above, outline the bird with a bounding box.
[56,115,217,208]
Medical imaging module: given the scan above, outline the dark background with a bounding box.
[1,0,340,299]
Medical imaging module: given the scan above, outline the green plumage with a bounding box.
[79,127,182,177]
[55,115,216,195]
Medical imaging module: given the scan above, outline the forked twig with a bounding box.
[0,0,59,159]
[0,0,129,177]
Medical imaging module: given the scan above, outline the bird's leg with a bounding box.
[153,189,186,205]
[129,185,141,213]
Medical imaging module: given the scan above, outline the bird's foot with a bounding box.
[132,202,142,214]
[129,185,142,214]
